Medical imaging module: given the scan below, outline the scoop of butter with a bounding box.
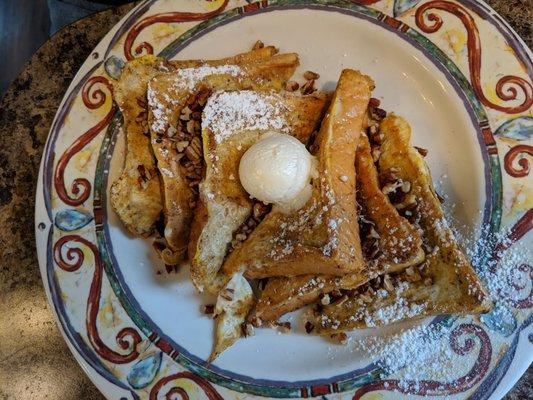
[239,132,316,213]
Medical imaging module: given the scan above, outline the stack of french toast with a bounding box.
[110,42,492,360]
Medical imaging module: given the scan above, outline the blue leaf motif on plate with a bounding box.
[54,209,93,231]
[393,0,422,17]
[494,116,533,141]
[480,304,517,337]
[127,351,162,389]
[105,55,126,80]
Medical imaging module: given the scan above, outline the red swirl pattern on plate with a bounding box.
[352,324,492,399]
[54,76,116,206]
[492,208,533,260]
[123,0,229,60]
[350,0,381,4]
[504,144,533,177]
[149,371,223,400]
[501,263,532,309]
[490,209,533,309]
[415,0,533,114]
[54,235,142,364]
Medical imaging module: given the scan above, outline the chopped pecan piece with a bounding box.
[369,97,381,108]
[285,81,299,92]
[415,146,428,157]
[383,274,394,291]
[252,40,264,50]
[242,322,255,337]
[305,321,315,334]
[331,332,348,344]
[300,79,316,95]
[303,70,320,80]
[202,304,215,315]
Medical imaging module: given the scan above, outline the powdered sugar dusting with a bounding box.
[203,90,290,143]
[147,64,243,134]
[173,64,243,91]
[360,281,427,328]
[338,222,530,392]
[147,85,167,133]
[353,323,458,385]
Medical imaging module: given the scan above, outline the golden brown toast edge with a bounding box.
[190,92,329,293]
[252,128,425,321]
[357,133,425,271]
[147,53,300,263]
[110,47,278,237]
[313,114,492,333]
[110,55,169,237]
[222,69,374,279]
[209,272,254,361]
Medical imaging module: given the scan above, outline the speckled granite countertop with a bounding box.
[0,1,530,399]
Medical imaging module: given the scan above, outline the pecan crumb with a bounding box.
[382,179,403,195]
[367,124,379,135]
[252,40,264,50]
[235,233,247,242]
[202,304,215,315]
[331,332,348,344]
[371,147,381,162]
[372,107,387,120]
[305,321,315,334]
[277,322,291,333]
[369,97,381,108]
[359,292,372,303]
[383,274,394,291]
[250,316,263,327]
[285,81,299,92]
[415,146,428,157]
[331,295,348,307]
[219,289,234,301]
[300,79,316,95]
[242,322,255,337]
[253,201,270,219]
[175,140,189,153]
[401,181,411,193]
[320,294,331,305]
[303,70,320,80]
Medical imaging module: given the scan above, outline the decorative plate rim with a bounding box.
[35,0,533,399]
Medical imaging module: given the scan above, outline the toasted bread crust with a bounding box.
[356,133,425,271]
[314,115,492,333]
[110,48,278,238]
[252,130,425,321]
[190,92,329,292]
[222,70,374,279]
[148,53,300,262]
[110,56,169,237]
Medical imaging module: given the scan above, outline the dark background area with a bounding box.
[0,0,530,97]
[0,0,134,96]
[0,0,530,399]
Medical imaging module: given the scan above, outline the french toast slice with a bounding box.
[147,53,299,263]
[110,47,278,237]
[209,272,253,362]
[196,90,328,359]
[251,130,425,322]
[221,69,374,279]
[110,55,172,237]
[313,114,492,333]
[190,90,329,293]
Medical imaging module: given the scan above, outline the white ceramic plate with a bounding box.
[35,0,532,398]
